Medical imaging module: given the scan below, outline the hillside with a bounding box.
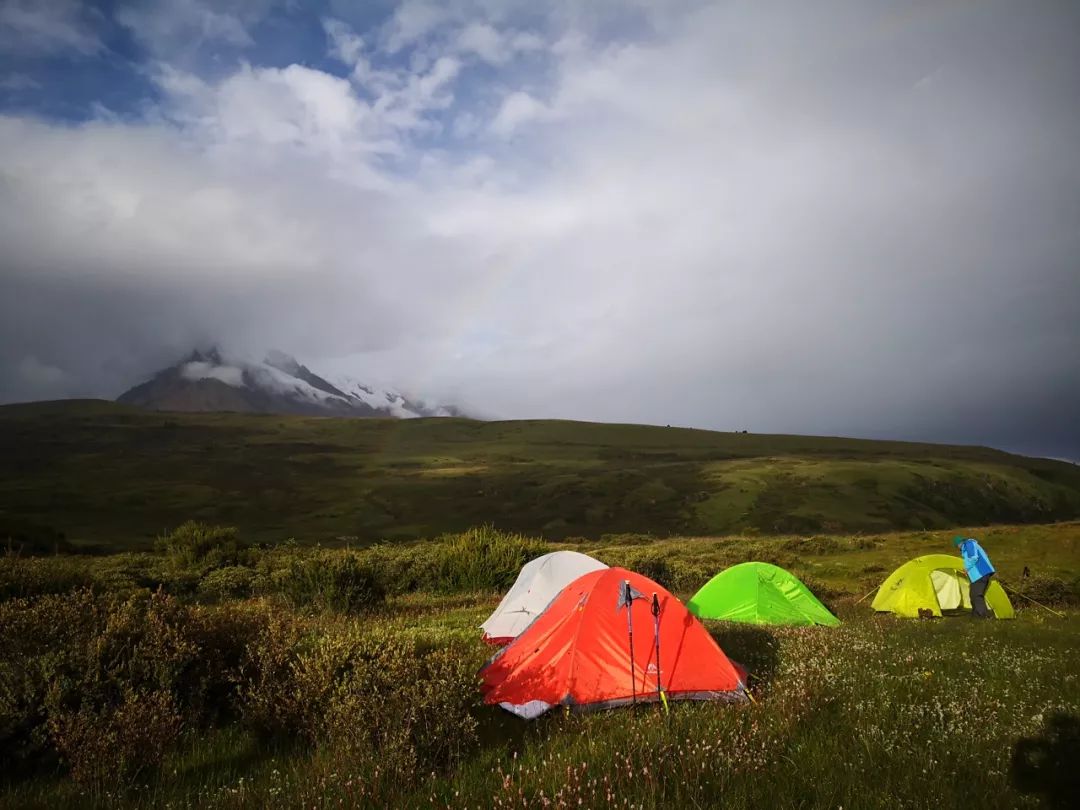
[2,400,1079,548]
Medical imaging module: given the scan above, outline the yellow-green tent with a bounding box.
[871,554,1014,619]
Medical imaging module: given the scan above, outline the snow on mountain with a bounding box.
[179,360,245,387]
[118,349,458,419]
[329,375,422,418]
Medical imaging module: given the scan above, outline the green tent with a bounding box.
[687,562,840,626]
[871,554,1015,619]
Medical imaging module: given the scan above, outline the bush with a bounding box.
[47,689,181,789]
[595,549,674,589]
[198,565,255,601]
[0,556,94,602]
[156,521,246,572]
[431,525,546,592]
[239,622,479,786]
[0,590,101,768]
[274,552,387,613]
[781,536,846,555]
[355,544,439,596]
[0,589,269,784]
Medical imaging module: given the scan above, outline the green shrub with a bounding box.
[155,521,246,572]
[356,544,440,596]
[0,589,269,784]
[431,525,545,592]
[781,535,845,555]
[0,557,94,602]
[274,552,386,613]
[798,575,845,612]
[0,590,101,769]
[595,549,674,589]
[239,622,479,786]
[664,559,714,593]
[198,566,255,601]
[47,689,181,789]
[622,554,672,589]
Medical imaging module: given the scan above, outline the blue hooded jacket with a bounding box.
[957,538,995,581]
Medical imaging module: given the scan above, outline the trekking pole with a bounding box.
[1001,582,1065,618]
[625,581,637,706]
[651,593,669,714]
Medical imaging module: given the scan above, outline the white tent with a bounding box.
[480,551,609,644]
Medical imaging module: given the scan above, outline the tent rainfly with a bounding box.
[871,554,1015,618]
[480,551,608,644]
[687,562,840,626]
[480,567,749,719]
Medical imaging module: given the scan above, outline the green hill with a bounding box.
[2,400,1079,548]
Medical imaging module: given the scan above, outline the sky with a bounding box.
[0,0,1078,460]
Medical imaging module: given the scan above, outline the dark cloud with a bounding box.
[1,0,1078,459]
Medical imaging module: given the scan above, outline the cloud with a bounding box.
[0,73,40,91]
[323,16,365,66]
[1,0,1078,460]
[17,356,67,386]
[0,0,102,55]
[489,90,549,136]
[115,0,258,58]
[160,63,370,155]
[455,22,542,65]
[379,0,450,54]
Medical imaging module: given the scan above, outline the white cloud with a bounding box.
[0,0,101,55]
[115,0,254,57]
[152,55,463,170]
[489,90,550,137]
[323,16,365,66]
[379,0,450,54]
[455,21,542,65]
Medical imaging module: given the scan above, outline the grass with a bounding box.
[2,400,1080,549]
[2,522,1079,809]
[4,595,1077,809]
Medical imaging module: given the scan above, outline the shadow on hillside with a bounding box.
[707,625,779,688]
[1011,711,1080,809]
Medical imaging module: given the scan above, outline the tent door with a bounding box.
[930,569,971,612]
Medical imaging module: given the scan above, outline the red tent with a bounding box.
[479,567,748,718]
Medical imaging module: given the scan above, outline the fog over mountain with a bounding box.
[1,1,1078,459]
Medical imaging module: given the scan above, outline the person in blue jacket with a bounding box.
[954,535,996,619]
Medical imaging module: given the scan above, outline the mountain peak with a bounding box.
[264,349,300,375]
[118,348,460,420]
[184,346,224,365]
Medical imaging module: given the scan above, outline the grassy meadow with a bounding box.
[3,401,1080,548]
[2,522,1079,809]
[2,404,1079,807]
